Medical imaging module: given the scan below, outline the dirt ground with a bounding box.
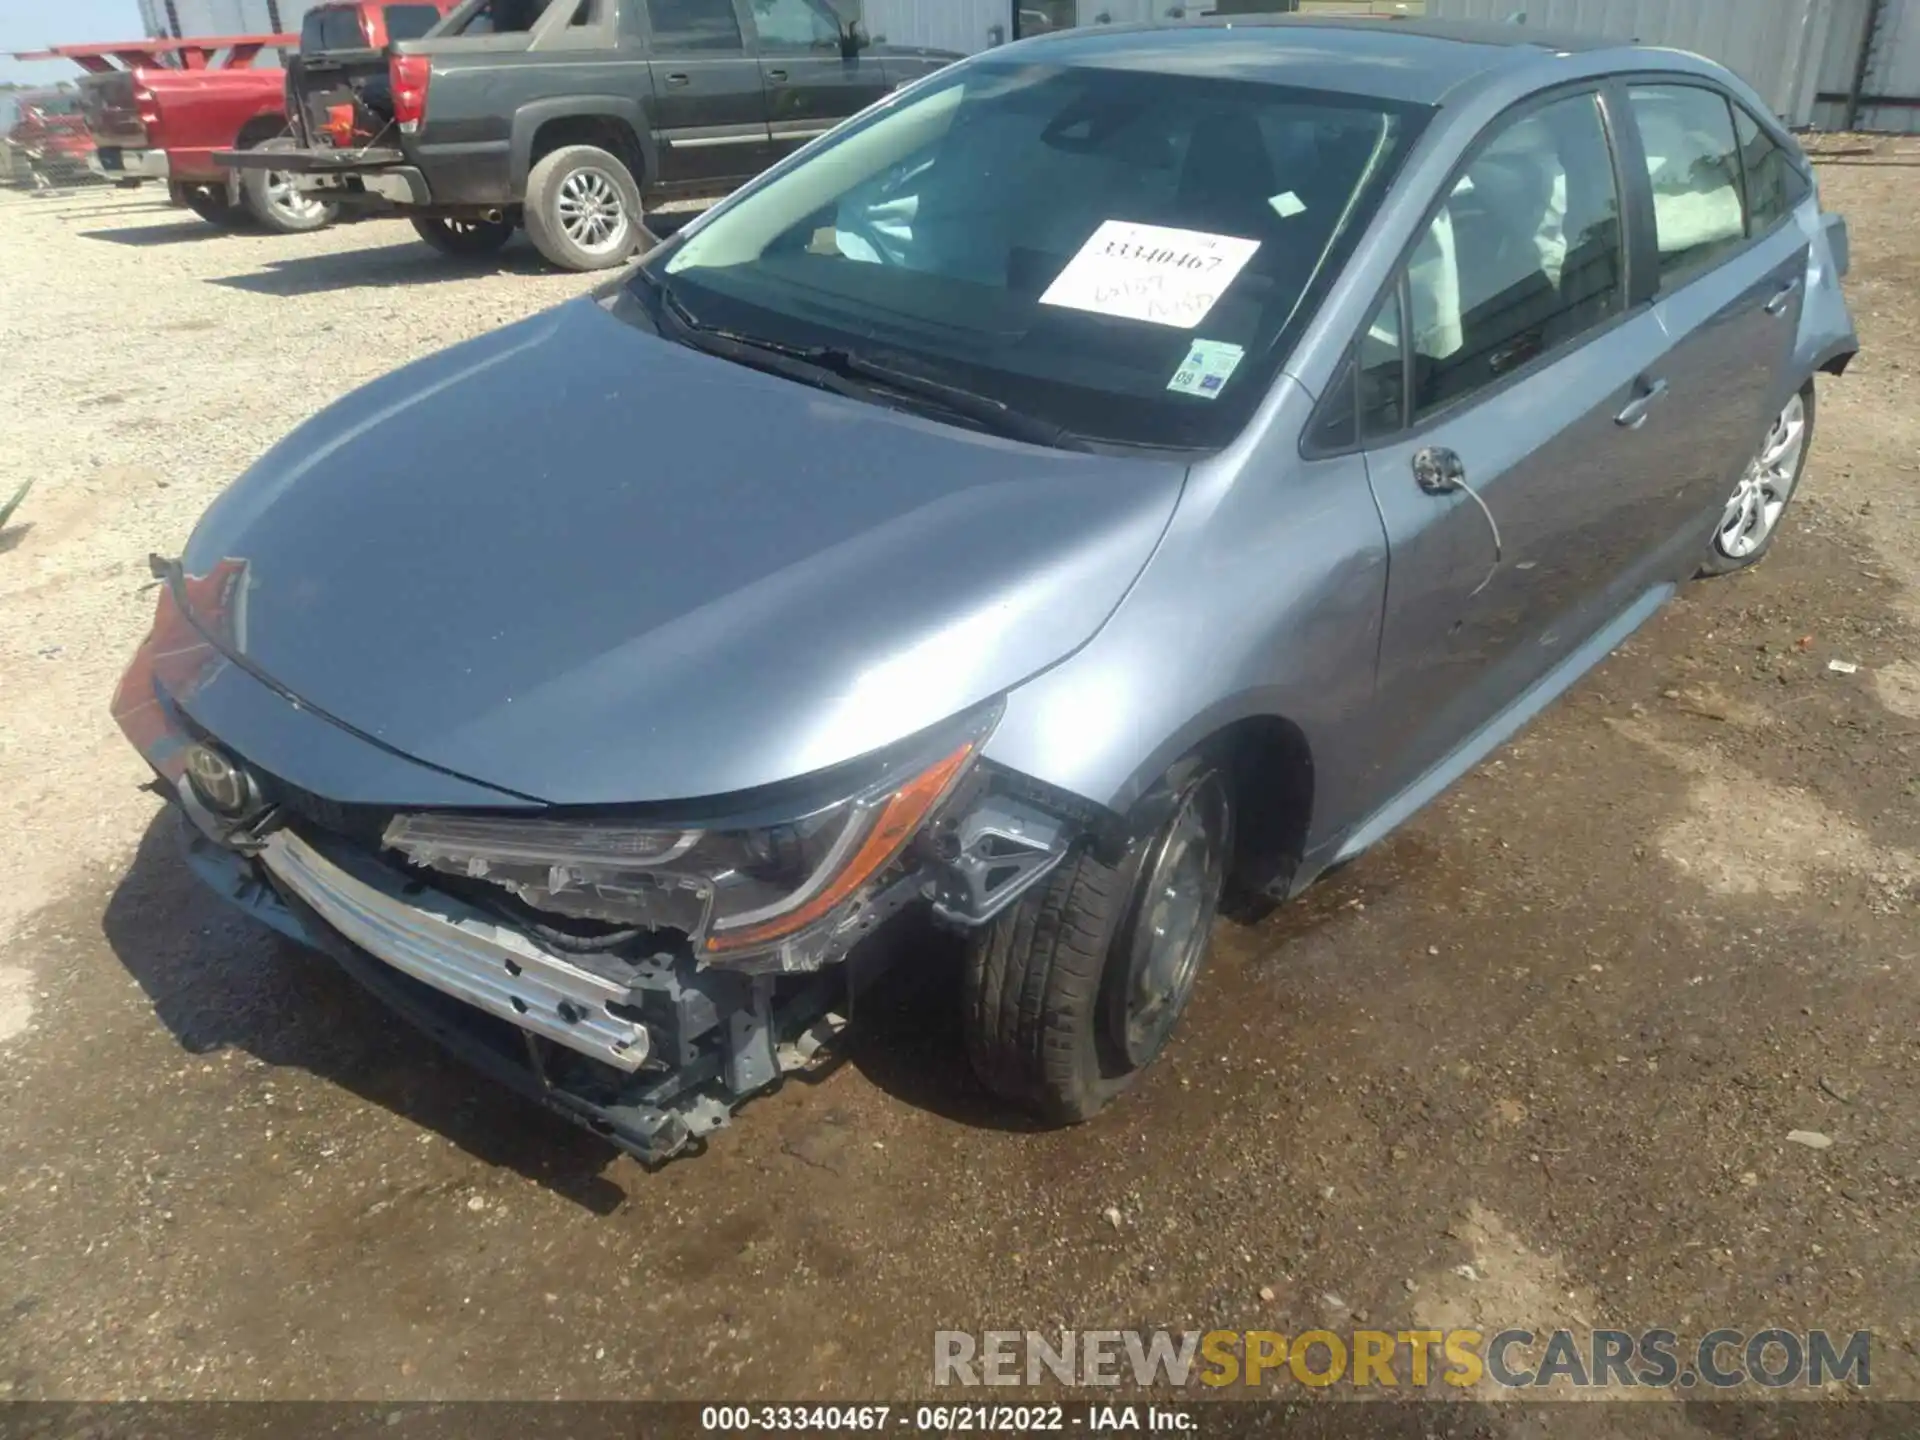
[0,148,1916,1413]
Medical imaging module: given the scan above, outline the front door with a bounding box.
[642,0,772,188]
[1354,88,1676,817]
[745,0,891,158]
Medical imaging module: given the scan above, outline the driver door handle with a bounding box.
[1615,377,1670,430]
[665,71,691,86]
[1764,278,1802,317]
[766,68,788,82]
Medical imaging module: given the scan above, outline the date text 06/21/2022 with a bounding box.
[699,1406,1189,1432]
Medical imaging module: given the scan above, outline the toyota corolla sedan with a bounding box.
[114,17,1857,1164]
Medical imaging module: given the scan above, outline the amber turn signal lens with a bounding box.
[704,738,978,953]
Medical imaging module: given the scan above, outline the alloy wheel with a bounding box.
[555,166,631,258]
[1716,391,1809,560]
[264,170,328,225]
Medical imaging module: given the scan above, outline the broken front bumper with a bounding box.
[181,819,837,1165]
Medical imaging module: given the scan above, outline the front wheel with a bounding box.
[1699,382,1815,577]
[963,763,1233,1123]
[522,144,646,272]
[410,215,515,257]
[240,138,339,234]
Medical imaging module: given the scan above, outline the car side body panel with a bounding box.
[983,378,1392,843]
[986,41,1855,871]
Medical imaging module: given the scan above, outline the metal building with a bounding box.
[1427,0,1920,133]
[135,0,328,40]
[853,0,1289,56]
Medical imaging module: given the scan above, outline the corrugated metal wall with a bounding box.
[1427,0,1836,122]
[138,0,327,40]
[858,0,1010,53]
[856,0,1166,55]
[1431,0,1920,131]
[1810,0,1920,132]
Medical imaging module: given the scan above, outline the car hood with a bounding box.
[179,298,1187,806]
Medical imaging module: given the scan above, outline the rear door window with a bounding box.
[647,0,746,50]
[1626,84,1747,287]
[1733,104,1812,234]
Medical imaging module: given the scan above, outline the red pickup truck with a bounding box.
[17,34,335,232]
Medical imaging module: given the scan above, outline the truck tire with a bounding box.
[523,144,645,272]
[240,138,339,234]
[962,762,1233,1123]
[173,181,242,229]
[410,215,515,256]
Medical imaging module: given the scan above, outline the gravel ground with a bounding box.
[0,159,1917,1413]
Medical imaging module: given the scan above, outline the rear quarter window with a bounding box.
[385,4,446,40]
[301,7,370,50]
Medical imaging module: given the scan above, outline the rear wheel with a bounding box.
[410,215,515,257]
[963,762,1233,1123]
[523,144,646,272]
[1699,383,1815,577]
[240,138,339,234]
[172,181,241,228]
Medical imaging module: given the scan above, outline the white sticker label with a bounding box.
[1269,191,1306,219]
[1166,339,1246,400]
[1039,220,1261,330]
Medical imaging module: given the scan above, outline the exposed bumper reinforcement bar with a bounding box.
[178,819,853,1166]
[257,827,652,1072]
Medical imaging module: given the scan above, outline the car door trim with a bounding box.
[662,124,768,148]
[769,121,835,141]
[1328,580,1675,867]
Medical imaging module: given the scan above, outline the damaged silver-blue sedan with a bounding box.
[115,16,1858,1162]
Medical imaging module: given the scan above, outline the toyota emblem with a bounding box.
[183,742,255,817]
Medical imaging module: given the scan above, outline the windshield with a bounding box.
[641,59,1428,451]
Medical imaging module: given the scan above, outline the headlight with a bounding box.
[380,710,995,967]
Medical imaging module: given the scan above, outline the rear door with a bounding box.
[640,0,771,187]
[1345,87,1677,814]
[1616,80,1811,562]
[745,0,889,157]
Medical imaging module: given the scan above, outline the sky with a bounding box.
[0,0,147,86]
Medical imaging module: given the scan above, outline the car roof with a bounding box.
[1018,15,1656,107]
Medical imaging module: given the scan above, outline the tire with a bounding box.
[1698,381,1816,577]
[410,215,516,257]
[963,762,1233,1123]
[522,144,645,272]
[240,138,339,234]
[173,181,241,228]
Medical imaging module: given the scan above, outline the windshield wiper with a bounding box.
[631,268,1089,453]
[814,350,1090,453]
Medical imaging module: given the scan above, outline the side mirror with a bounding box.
[840,18,870,57]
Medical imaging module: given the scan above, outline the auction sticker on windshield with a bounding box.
[1040,220,1261,330]
[1167,340,1245,399]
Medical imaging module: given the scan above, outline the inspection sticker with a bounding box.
[1039,220,1261,330]
[1166,339,1246,399]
